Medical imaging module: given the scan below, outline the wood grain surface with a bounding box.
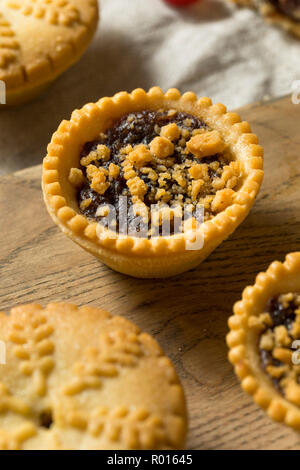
[1,96,300,450]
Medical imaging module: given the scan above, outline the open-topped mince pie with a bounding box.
[227,253,300,430]
[42,87,263,278]
[232,0,300,38]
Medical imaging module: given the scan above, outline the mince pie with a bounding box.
[232,0,300,38]
[42,87,263,278]
[0,0,98,105]
[227,252,300,430]
[0,302,186,450]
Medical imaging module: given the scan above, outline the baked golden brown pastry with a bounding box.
[42,87,263,278]
[0,302,186,450]
[0,0,98,105]
[232,0,300,38]
[227,252,300,430]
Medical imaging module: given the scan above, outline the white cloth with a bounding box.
[1,0,299,175]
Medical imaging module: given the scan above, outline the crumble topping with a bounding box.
[68,109,244,236]
[186,130,225,158]
[149,136,174,159]
[68,167,85,188]
[250,293,300,405]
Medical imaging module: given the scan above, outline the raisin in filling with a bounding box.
[73,109,242,237]
[257,293,300,403]
[269,0,300,21]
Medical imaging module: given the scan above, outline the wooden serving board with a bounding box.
[1,96,300,450]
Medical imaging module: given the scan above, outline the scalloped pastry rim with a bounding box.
[42,86,264,257]
[227,252,300,430]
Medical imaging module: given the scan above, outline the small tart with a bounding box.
[232,0,300,38]
[42,87,263,278]
[0,0,98,105]
[0,302,186,450]
[227,252,300,430]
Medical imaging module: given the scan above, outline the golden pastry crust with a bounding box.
[42,87,263,278]
[227,252,300,430]
[232,0,300,38]
[0,0,99,105]
[0,302,187,450]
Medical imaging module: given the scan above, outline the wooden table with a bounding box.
[1,96,300,449]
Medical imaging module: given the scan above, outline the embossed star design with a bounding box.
[0,383,36,450]
[56,401,168,450]
[0,0,81,69]
[0,423,36,450]
[9,315,55,396]
[5,0,80,26]
[0,11,19,67]
[0,383,30,415]
[63,331,144,396]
